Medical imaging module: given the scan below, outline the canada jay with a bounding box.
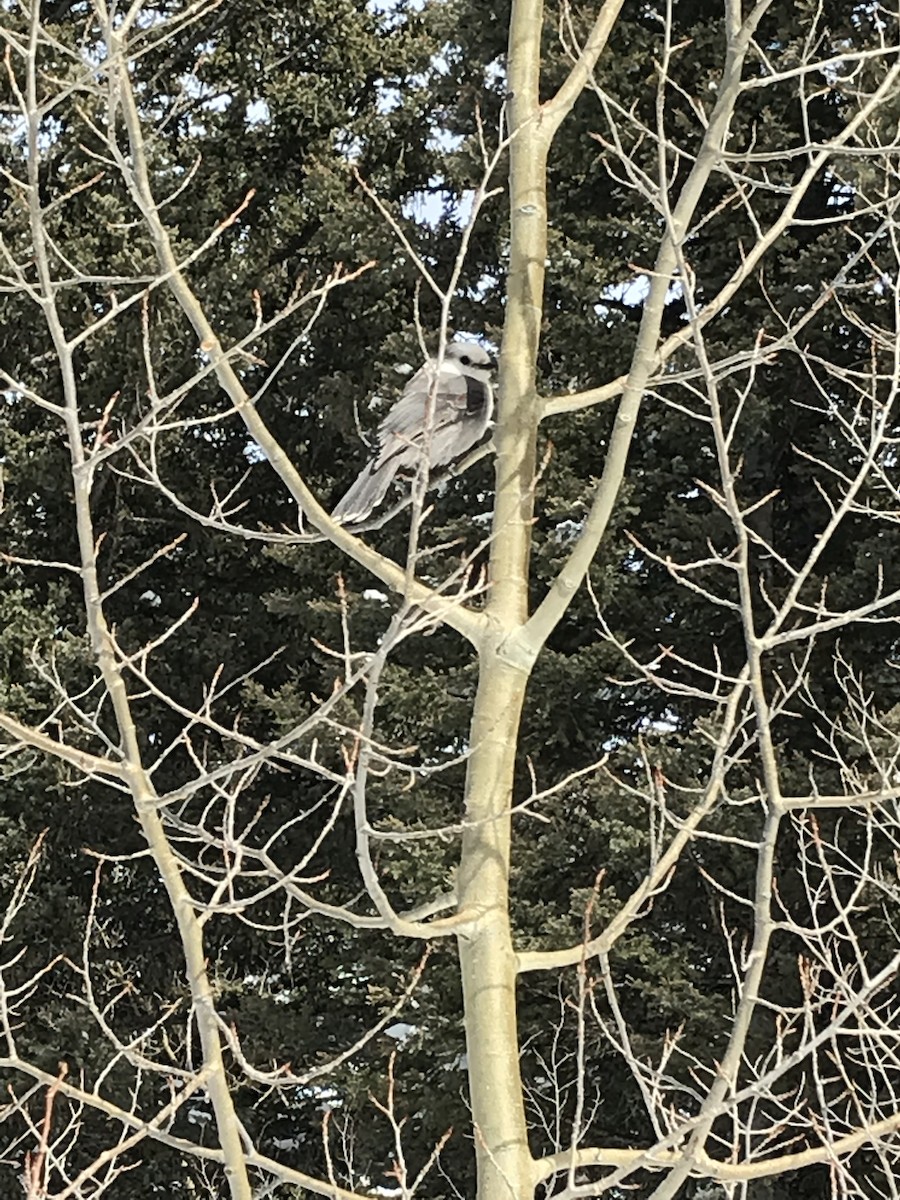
[332,341,497,524]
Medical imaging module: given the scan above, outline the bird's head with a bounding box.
[444,341,497,379]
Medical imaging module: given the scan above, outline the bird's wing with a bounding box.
[374,362,491,469]
[377,363,464,436]
[427,383,493,466]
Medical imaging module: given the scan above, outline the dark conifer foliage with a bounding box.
[2,1,900,1197]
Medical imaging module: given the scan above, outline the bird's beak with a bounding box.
[488,355,498,371]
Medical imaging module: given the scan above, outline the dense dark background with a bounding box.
[1,1,898,1195]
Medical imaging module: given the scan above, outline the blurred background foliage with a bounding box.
[1,0,898,1195]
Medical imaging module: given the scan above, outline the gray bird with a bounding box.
[332,341,497,524]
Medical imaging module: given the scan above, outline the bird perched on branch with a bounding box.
[332,340,497,524]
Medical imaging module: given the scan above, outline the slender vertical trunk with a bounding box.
[457,655,532,1200]
[455,4,549,1199]
[492,0,549,622]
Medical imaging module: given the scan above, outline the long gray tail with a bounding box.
[332,457,399,524]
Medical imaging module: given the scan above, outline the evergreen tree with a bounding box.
[2,2,900,1198]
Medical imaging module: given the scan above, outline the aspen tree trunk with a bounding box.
[455,3,549,1199]
[456,6,777,1196]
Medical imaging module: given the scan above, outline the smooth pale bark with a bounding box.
[457,655,532,1200]
[453,3,546,1196]
[456,4,628,1199]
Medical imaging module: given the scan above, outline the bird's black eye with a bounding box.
[460,355,471,366]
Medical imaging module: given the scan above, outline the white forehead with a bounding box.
[445,341,493,365]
